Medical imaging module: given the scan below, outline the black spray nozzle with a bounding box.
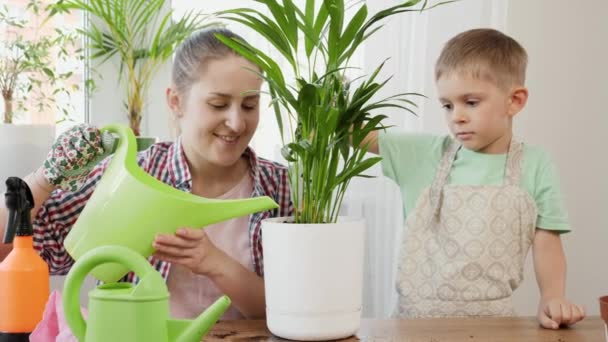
[3,177,35,244]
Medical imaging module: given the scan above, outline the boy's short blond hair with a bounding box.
[435,28,528,89]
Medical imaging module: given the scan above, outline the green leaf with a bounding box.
[219,10,295,68]
[297,82,318,119]
[268,87,285,142]
[42,67,55,78]
[215,33,287,91]
[282,0,299,49]
[303,0,316,57]
[325,0,344,67]
[313,2,329,42]
[281,145,297,162]
[338,4,367,58]
[336,156,382,184]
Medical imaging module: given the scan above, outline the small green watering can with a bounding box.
[63,245,228,342]
[64,124,278,282]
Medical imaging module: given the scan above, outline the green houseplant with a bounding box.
[1,1,81,124]
[218,0,448,339]
[218,0,440,224]
[0,0,82,193]
[50,0,213,137]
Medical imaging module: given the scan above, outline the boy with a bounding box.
[363,28,585,329]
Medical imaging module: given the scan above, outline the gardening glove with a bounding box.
[42,124,114,192]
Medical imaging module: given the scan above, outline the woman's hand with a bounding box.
[154,227,267,318]
[42,124,108,192]
[152,228,225,276]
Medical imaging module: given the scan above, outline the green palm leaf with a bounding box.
[49,0,215,135]
[218,0,448,223]
[222,0,453,223]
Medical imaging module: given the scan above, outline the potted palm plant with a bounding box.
[0,0,81,190]
[218,0,446,339]
[50,0,213,147]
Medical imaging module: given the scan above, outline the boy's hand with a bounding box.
[349,127,379,154]
[537,297,585,329]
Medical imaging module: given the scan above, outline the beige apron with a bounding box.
[394,139,537,318]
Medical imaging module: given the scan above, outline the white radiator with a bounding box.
[340,166,403,319]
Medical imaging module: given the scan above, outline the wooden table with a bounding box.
[205,317,604,341]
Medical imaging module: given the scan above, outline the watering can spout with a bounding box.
[64,124,280,282]
[202,196,279,223]
[171,296,231,342]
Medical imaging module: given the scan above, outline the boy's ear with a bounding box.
[507,86,529,117]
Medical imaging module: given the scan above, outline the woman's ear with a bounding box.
[507,86,529,117]
[166,86,183,118]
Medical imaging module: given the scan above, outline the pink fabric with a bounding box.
[167,174,255,320]
[30,291,86,342]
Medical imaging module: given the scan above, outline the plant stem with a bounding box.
[2,91,13,124]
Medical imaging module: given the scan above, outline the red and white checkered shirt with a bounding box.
[32,138,293,281]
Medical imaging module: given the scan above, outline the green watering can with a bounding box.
[63,245,229,342]
[64,124,278,282]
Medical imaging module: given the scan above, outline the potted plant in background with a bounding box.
[0,0,82,191]
[218,0,446,339]
[49,0,214,149]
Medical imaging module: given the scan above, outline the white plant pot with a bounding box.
[262,217,365,341]
[0,124,55,192]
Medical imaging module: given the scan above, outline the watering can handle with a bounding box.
[100,124,137,165]
[62,245,158,341]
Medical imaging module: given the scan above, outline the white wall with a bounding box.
[87,7,173,142]
[506,0,608,316]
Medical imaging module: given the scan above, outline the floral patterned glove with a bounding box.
[42,124,111,192]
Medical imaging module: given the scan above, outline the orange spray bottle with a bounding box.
[0,177,49,342]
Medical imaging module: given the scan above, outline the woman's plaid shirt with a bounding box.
[32,138,293,281]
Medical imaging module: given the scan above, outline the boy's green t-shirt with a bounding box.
[378,131,570,232]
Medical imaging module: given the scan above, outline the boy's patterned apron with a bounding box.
[394,139,537,317]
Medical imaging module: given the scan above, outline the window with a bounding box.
[0,0,87,135]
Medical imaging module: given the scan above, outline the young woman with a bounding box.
[0,28,293,320]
